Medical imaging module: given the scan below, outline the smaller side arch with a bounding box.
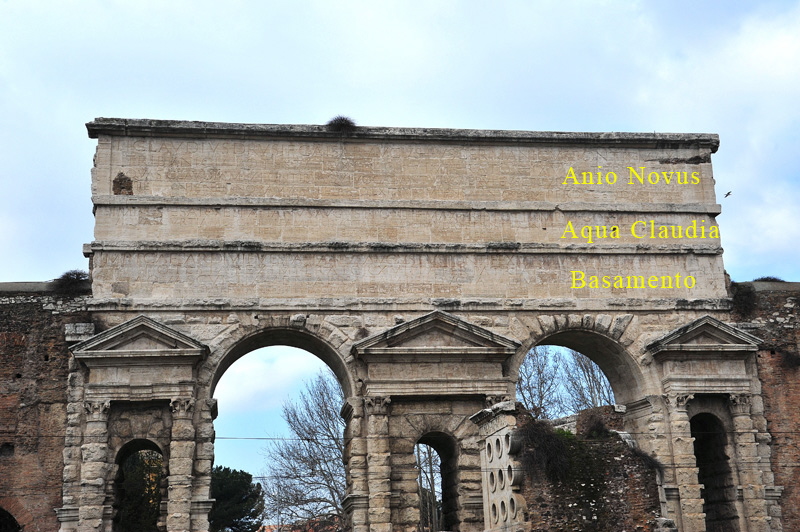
[115,438,164,465]
[112,439,166,532]
[0,503,24,532]
[387,404,485,532]
[515,325,648,406]
[689,412,741,532]
[417,431,459,532]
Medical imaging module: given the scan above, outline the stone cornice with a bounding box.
[87,118,719,152]
[91,195,723,215]
[84,240,724,255]
[82,297,733,313]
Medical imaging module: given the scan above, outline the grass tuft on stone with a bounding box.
[326,115,357,133]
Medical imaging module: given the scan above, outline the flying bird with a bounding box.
[724,191,732,198]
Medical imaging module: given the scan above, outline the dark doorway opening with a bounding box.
[0,507,22,532]
[113,440,165,532]
[690,413,740,532]
[417,432,457,532]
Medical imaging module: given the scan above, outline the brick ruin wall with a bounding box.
[0,282,798,530]
[732,282,800,531]
[0,286,91,531]
[510,406,668,532]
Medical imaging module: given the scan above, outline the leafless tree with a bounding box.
[415,443,442,532]
[516,346,566,419]
[561,350,615,413]
[261,370,346,528]
[516,346,614,418]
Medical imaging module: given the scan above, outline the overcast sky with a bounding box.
[2,0,799,474]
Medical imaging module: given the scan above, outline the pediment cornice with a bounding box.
[646,315,762,359]
[352,310,520,358]
[71,315,207,366]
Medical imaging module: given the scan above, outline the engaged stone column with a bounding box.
[168,398,196,532]
[78,400,111,532]
[729,394,769,532]
[190,398,218,532]
[365,396,392,532]
[666,394,705,532]
[342,398,369,532]
[58,368,89,532]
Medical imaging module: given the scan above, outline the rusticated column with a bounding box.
[666,394,706,532]
[78,400,110,532]
[364,396,392,532]
[190,398,217,532]
[390,446,420,531]
[341,398,369,532]
[168,398,196,532]
[729,394,770,532]
[58,367,89,532]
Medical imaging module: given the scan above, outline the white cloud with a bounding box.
[1,1,799,284]
[625,2,800,280]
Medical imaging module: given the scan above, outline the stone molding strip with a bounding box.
[83,296,732,312]
[85,240,723,255]
[87,118,720,152]
[92,195,723,215]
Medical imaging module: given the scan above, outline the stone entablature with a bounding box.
[647,315,762,395]
[71,315,207,402]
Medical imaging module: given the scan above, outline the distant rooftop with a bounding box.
[87,118,719,152]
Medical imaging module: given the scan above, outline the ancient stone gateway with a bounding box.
[58,118,781,531]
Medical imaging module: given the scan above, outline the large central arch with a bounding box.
[209,325,355,399]
[57,119,782,532]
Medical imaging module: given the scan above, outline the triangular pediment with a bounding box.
[647,315,762,356]
[72,315,206,355]
[352,311,520,353]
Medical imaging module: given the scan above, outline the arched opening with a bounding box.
[690,413,740,532]
[113,439,165,532]
[416,432,458,532]
[211,329,351,531]
[526,330,645,407]
[516,328,646,423]
[0,507,22,532]
[211,328,353,399]
[516,344,615,419]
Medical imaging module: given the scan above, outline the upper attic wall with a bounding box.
[88,118,720,206]
[85,119,727,303]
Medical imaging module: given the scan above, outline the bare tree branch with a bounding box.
[516,346,566,419]
[561,350,615,413]
[261,370,346,528]
[415,444,442,531]
[516,346,614,418]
